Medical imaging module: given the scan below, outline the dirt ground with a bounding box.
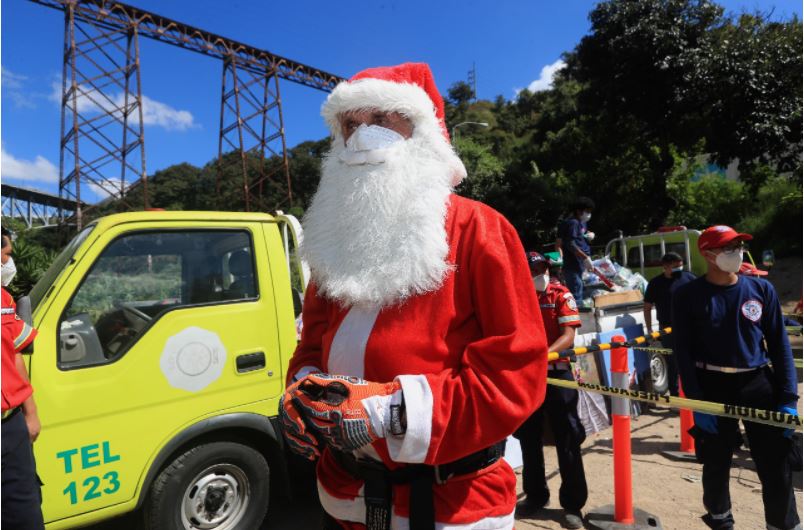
[513,399,803,530]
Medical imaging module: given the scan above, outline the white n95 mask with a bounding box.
[533,274,549,292]
[339,125,405,166]
[714,249,743,273]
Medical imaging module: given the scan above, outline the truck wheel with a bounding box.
[650,352,669,395]
[145,441,270,530]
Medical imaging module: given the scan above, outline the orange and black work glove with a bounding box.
[289,373,403,452]
[279,381,322,461]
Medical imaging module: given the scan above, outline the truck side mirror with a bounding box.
[15,296,34,354]
[16,296,33,326]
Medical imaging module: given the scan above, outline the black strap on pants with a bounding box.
[332,442,505,530]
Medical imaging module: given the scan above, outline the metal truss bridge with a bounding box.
[1,183,84,228]
[28,0,345,227]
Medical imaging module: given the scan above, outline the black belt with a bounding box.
[1,407,20,423]
[332,441,505,530]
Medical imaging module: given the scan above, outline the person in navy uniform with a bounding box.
[555,197,595,303]
[643,251,696,396]
[672,225,799,530]
[514,252,586,529]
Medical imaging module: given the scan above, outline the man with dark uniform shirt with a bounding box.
[643,251,696,395]
[515,252,587,529]
[673,225,799,530]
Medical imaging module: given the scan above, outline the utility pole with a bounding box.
[467,63,477,101]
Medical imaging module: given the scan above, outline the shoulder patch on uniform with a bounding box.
[564,292,578,311]
[741,299,763,323]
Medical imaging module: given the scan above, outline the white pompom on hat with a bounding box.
[321,62,468,186]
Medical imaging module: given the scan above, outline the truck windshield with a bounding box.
[30,225,95,311]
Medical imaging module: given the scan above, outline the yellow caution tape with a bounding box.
[635,346,673,355]
[547,377,802,432]
[547,327,672,362]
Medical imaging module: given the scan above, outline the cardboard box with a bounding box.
[593,289,643,308]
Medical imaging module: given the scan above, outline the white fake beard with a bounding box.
[301,133,455,308]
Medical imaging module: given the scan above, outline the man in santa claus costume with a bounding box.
[280,62,548,530]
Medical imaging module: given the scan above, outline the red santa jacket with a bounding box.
[288,195,548,528]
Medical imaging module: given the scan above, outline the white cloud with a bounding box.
[1,145,59,184]
[49,78,197,131]
[140,94,196,130]
[2,67,37,109]
[87,180,125,199]
[517,59,567,95]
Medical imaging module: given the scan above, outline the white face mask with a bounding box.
[533,274,550,292]
[713,249,743,273]
[580,212,592,223]
[339,124,405,166]
[1,256,17,287]
[672,266,684,273]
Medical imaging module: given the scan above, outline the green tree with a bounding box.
[562,0,801,224]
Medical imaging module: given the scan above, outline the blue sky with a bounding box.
[2,0,800,201]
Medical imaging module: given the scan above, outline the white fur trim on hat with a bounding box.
[322,78,438,133]
[321,78,468,186]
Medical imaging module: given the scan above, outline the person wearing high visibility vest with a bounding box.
[514,251,587,529]
[672,225,799,530]
[1,229,44,529]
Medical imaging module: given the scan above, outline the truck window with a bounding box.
[286,232,304,319]
[59,230,257,368]
[665,242,687,262]
[30,224,95,311]
[628,244,664,268]
[627,242,688,270]
[277,219,306,319]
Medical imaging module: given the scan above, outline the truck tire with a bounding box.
[650,352,669,395]
[144,441,270,530]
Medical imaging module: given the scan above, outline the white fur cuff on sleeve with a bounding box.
[385,374,433,463]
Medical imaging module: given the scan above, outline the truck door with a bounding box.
[31,223,285,523]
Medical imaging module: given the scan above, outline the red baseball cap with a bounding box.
[738,262,768,277]
[698,225,753,251]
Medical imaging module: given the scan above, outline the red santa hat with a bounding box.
[321,62,467,185]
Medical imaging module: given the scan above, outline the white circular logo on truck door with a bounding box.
[161,327,226,392]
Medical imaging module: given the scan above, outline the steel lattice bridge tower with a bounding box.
[30,0,345,228]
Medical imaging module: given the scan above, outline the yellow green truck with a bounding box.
[604,227,706,279]
[18,210,307,529]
